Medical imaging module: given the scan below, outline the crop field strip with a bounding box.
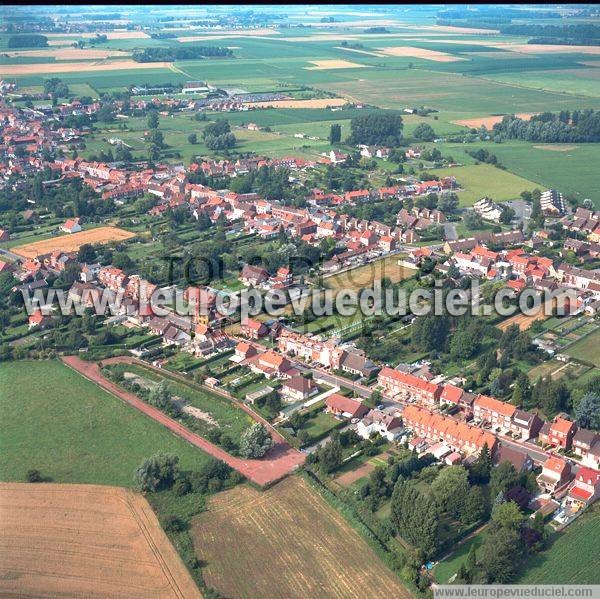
[0,483,201,599]
[192,476,410,599]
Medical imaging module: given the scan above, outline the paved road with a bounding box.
[61,355,305,486]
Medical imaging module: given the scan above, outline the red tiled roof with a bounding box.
[475,395,517,418]
[569,485,593,501]
[551,417,575,435]
[544,456,568,474]
[325,393,368,417]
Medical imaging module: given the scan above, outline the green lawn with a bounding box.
[565,328,600,367]
[517,505,600,584]
[459,141,600,207]
[433,529,488,584]
[0,360,210,486]
[107,362,253,439]
[430,163,539,206]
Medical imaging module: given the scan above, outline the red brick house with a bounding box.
[325,394,369,419]
[539,415,577,450]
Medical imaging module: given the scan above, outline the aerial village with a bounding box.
[1,82,600,567]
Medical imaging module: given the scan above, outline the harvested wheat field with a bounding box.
[12,226,136,259]
[46,31,150,39]
[192,476,409,599]
[306,59,368,70]
[0,60,171,76]
[497,303,554,332]
[5,49,129,60]
[246,98,348,109]
[177,29,279,42]
[0,483,201,599]
[377,46,465,62]
[325,256,416,293]
[453,113,537,129]
[496,43,600,55]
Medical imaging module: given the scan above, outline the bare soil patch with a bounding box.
[191,477,410,599]
[5,49,129,60]
[0,60,171,76]
[377,46,465,62]
[491,43,600,55]
[178,29,279,42]
[45,31,150,40]
[335,461,376,487]
[533,144,578,152]
[0,482,201,599]
[245,98,348,109]
[305,59,368,70]
[453,113,537,129]
[12,226,136,259]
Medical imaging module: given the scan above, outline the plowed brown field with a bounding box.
[12,226,135,259]
[191,476,410,599]
[0,483,201,598]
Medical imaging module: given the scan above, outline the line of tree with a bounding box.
[492,110,600,143]
[132,46,233,62]
[7,34,48,48]
[501,24,600,45]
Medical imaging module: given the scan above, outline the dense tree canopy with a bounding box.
[348,113,404,147]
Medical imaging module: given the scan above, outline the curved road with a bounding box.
[61,355,304,486]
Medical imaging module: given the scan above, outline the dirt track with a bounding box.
[0,482,201,598]
[61,356,304,486]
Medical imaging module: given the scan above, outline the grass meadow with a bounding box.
[0,360,210,486]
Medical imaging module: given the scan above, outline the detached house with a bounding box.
[357,410,403,441]
[240,264,269,287]
[325,394,369,419]
[281,375,317,403]
[60,217,82,233]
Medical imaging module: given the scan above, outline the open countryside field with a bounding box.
[192,476,410,599]
[0,360,210,485]
[0,60,173,76]
[0,483,201,599]
[431,164,538,206]
[516,505,600,584]
[12,226,136,259]
[452,141,600,206]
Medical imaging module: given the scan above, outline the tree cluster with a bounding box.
[133,46,232,62]
[348,113,404,147]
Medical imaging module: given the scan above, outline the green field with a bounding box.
[433,529,488,584]
[430,163,539,206]
[565,328,600,367]
[517,506,600,584]
[0,360,210,486]
[106,362,253,439]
